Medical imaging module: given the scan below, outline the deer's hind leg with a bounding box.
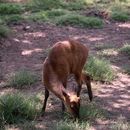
[41,88,49,116]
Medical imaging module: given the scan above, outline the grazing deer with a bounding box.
[41,39,93,119]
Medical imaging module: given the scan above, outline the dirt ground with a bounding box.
[0,21,130,129]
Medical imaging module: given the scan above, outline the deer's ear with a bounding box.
[62,89,70,101]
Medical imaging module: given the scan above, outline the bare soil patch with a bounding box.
[0,21,130,129]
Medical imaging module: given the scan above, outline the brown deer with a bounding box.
[41,39,93,119]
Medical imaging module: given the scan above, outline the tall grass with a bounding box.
[29,0,62,10]
[0,3,23,15]
[8,70,37,88]
[84,56,114,81]
[0,93,40,124]
[0,24,10,38]
[119,44,130,56]
[55,14,103,28]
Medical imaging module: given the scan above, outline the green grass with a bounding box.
[2,15,24,24]
[55,120,90,130]
[80,103,106,120]
[8,70,37,88]
[0,3,23,15]
[119,44,130,56]
[110,118,130,130]
[0,93,39,124]
[95,43,115,50]
[29,0,62,10]
[27,9,69,22]
[0,25,10,38]
[62,0,85,11]
[54,102,106,130]
[97,48,118,57]
[111,11,129,22]
[55,14,103,28]
[84,56,115,81]
[46,9,69,18]
[123,65,130,75]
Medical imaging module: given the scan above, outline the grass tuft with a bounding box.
[0,3,23,15]
[8,70,37,88]
[55,14,103,28]
[111,11,129,22]
[80,103,106,120]
[84,56,115,81]
[0,25,10,38]
[46,9,69,18]
[119,44,130,56]
[62,0,85,11]
[30,0,62,10]
[0,93,39,124]
[55,120,90,130]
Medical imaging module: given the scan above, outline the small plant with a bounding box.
[0,93,39,124]
[111,11,129,22]
[84,56,114,81]
[8,70,37,88]
[0,3,23,15]
[55,14,103,28]
[119,44,130,56]
[0,25,10,38]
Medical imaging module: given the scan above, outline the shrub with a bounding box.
[55,14,103,28]
[8,70,37,88]
[111,11,129,22]
[84,57,114,81]
[119,44,130,56]
[0,25,9,38]
[0,3,23,15]
[0,93,39,124]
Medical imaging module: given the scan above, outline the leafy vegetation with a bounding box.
[84,56,114,81]
[0,93,39,124]
[55,14,103,28]
[8,70,37,88]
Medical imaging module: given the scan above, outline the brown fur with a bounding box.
[42,39,93,118]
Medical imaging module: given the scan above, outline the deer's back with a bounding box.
[47,40,88,80]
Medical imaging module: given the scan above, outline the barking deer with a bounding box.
[42,39,93,119]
